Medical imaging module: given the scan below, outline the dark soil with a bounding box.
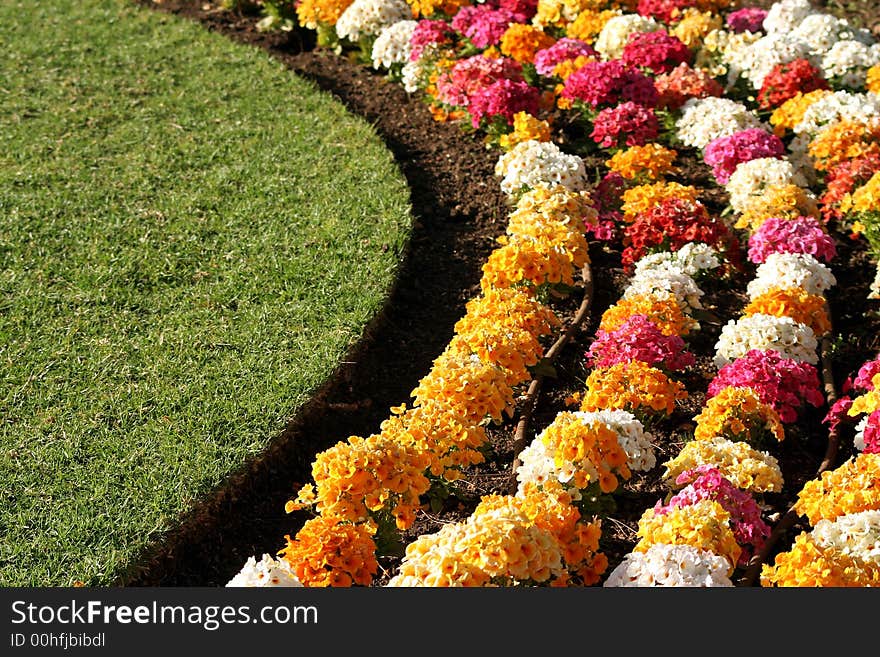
[121,0,880,587]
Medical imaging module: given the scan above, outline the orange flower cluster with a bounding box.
[539,412,631,492]
[279,516,379,587]
[606,144,679,181]
[565,9,619,44]
[287,433,431,530]
[769,89,832,136]
[620,182,701,222]
[579,360,688,420]
[793,453,880,526]
[743,287,831,336]
[760,531,880,587]
[405,0,468,19]
[693,386,785,447]
[498,111,553,151]
[500,24,557,64]
[634,499,742,575]
[599,293,699,337]
[295,0,355,29]
[808,118,880,172]
[734,183,821,232]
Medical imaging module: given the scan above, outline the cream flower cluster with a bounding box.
[335,0,412,44]
[724,157,808,213]
[623,264,704,313]
[793,90,880,138]
[633,244,721,279]
[401,58,429,93]
[733,33,811,90]
[603,543,734,587]
[714,313,818,367]
[371,19,418,70]
[674,97,767,150]
[226,554,303,587]
[791,13,874,56]
[811,510,880,567]
[746,253,837,299]
[495,140,588,198]
[820,41,880,90]
[594,13,660,61]
[663,436,785,494]
[762,0,815,35]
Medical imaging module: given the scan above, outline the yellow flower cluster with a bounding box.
[405,0,468,19]
[295,0,355,29]
[498,112,553,151]
[599,292,699,336]
[743,287,831,336]
[500,23,557,64]
[379,400,487,482]
[662,435,784,494]
[532,0,591,30]
[287,433,431,530]
[671,8,722,49]
[580,360,688,419]
[734,183,821,232]
[539,412,631,493]
[634,499,742,575]
[842,171,880,215]
[808,118,880,172]
[848,372,880,417]
[760,531,880,587]
[279,516,379,587]
[512,183,599,227]
[620,182,701,222]
[411,349,517,425]
[552,54,596,85]
[868,64,880,95]
[793,453,880,525]
[769,89,832,136]
[606,144,679,181]
[564,9,620,45]
[693,386,785,446]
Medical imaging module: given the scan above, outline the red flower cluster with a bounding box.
[653,62,724,110]
[621,29,693,75]
[591,101,659,150]
[820,152,880,222]
[757,58,829,110]
[636,0,697,24]
[561,60,657,110]
[621,197,736,270]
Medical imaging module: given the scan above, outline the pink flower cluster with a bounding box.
[533,38,597,77]
[591,101,659,149]
[703,128,785,185]
[747,216,837,265]
[435,55,523,108]
[858,410,880,453]
[658,466,771,566]
[586,171,625,241]
[707,349,824,423]
[653,62,724,110]
[853,356,880,391]
[586,314,695,371]
[561,60,657,110]
[621,30,692,75]
[468,78,541,128]
[409,19,454,62]
[725,7,768,34]
[450,6,516,49]
[636,0,696,24]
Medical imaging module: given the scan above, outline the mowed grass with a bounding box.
[0,0,412,585]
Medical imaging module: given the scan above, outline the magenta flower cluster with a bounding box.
[495,0,539,23]
[707,349,824,423]
[852,355,880,391]
[533,37,597,77]
[561,60,657,110]
[409,19,454,62]
[468,78,541,128]
[434,55,523,108]
[657,466,771,566]
[591,101,659,149]
[746,216,837,264]
[450,5,516,49]
[725,7,768,34]
[621,29,693,75]
[858,410,880,453]
[702,128,785,185]
[586,314,695,371]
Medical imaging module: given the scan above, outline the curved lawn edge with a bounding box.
[0,0,412,586]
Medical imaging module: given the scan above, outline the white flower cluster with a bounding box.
[714,313,818,367]
[820,40,880,90]
[623,263,704,312]
[401,58,429,93]
[811,510,880,567]
[732,33,811,90]
[793,90,880,138]
[335,0,412,44]
[515,437,563,493]
[578,409,657,472]
[790,13,874,56]
[603,544,734,587]
[632,244,721,279]
[724,157,808,213]
[854,414,872,452]
[762,0,815,35]
[226,554,303,587]
[594,13,659,60]
[674,97,767,150]
[495,140,588,197]
[746,253,837,299]
[371,19,418,70]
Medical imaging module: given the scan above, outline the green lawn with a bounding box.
[0,0,412,586]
